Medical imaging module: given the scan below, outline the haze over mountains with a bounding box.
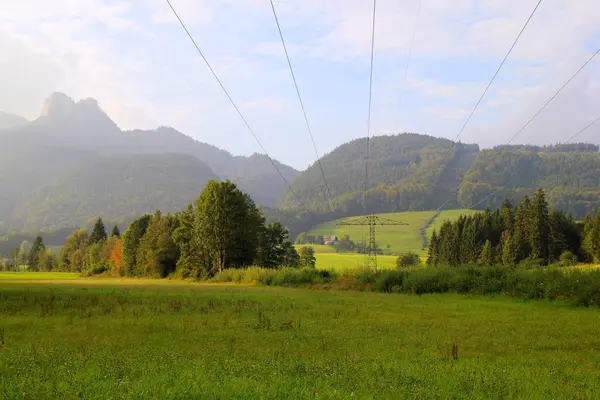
[2,93,600,234]
[0,93,298,232]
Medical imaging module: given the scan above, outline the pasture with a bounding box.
[1,273,599,398]
[314,252,398,270]
[305,210,477,269]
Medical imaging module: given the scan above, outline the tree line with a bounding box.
[428,188,600,267]
[42,180,316,277]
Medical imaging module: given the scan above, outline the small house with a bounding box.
[323,235,338,245]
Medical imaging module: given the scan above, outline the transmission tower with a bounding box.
[338,214,408,270]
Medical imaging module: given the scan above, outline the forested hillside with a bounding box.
[459,145,600,217]
[278,133,479,214]
[13,154,217,231]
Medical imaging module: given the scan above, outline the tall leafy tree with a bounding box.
[173,205,205,278]
[90,217,107,244]
[256,221,296,269]
[298,246,316,268]
[122,215,152,275]
[194,180,264,273]
[59,229,90,271]
[136,210,180,278]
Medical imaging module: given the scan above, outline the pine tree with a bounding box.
[427,230,439,266]
[530,188,550,264]
[28,236,45,270]
[111,225,120,237]
[501,232,517,267]
[90,217,107,244]
[460,218,479,264]
[478,240,494,266]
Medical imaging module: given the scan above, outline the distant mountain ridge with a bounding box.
[2,92,600,234]
[0,111,28,131]
[0,93,298,232]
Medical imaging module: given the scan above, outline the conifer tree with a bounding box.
[478,240,494,266]
[90,217,107,244]
[111,225,120,237]
[530,188,550,264]
[501,232,517,267]
[28,236,45,270]
[427,230,439,266]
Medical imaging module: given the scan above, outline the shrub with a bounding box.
[559,251,578,267]
[396,252,421,269]
[374,270,406,293]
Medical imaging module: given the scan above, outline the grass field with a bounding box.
[1,273,599,398]
[314,252,399,270]
[0,272,80,280]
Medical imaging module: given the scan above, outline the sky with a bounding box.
[0,0,599,170]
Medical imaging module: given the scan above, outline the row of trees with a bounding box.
[0,236,59,271]
[58,180,315,277]
[428,188,592,267]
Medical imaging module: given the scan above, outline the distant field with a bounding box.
[1,275,599,398]
[306,209,476,256]
[314,252,398,270]
[0,272,79,280]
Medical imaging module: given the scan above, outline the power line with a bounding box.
[435,47,599,213]
[268,0,336,209]
[397,0,422,115]
[452,0,543,143]
[506,48,600,144]
[364,0,378,196]
[469,115,600,210]
[165,0,301,203]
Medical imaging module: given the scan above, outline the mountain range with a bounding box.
[1,93,600,235]
[0,93,298,232]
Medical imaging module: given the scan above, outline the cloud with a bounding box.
[0,0,599,170]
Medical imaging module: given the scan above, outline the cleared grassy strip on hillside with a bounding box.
[1,278,599,398]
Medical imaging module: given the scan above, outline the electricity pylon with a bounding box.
[337,214,408,270]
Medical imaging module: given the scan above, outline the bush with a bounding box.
[559,251,578,267]
[374,270,406,293]
[396,252,421,269]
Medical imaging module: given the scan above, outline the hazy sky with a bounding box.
[1,0,599,169]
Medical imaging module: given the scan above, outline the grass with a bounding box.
[307,209,476,257]
[1,275,600,398]
[314,253,398,270]
[0,272,80,280]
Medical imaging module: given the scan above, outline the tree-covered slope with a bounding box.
[279,133,479,215]
[459,145,600,217]
[13,154,218,231]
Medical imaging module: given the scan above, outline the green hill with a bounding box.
[459,145,600,216]
[278,133,479,214]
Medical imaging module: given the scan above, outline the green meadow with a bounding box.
[304,210,478,269]
[1,273,599,399]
